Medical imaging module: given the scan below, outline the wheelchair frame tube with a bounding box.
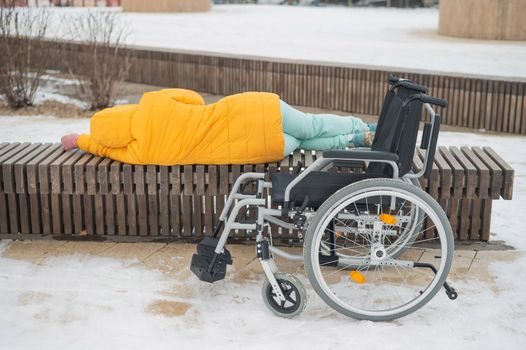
[215,197,266,254]
[404,103,437,180]
[219,172,265,221]
[269,246,304,262]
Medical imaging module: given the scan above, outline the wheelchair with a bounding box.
[190,76,457,321]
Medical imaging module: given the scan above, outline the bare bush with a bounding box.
[0,3,51,109]
[63,11,132,111]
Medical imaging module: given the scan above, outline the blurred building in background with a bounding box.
[217,0,438,7]
[3,0,439,7]
[440,0,525,41]
[122,0,211,12]
[2,0,121,6]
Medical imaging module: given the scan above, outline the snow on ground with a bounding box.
[0,235,524,350]
[37,5,526,79]
[0,241,524,350]
[33,74,87,109]
[0,115,525,349]
[0,73,88,109]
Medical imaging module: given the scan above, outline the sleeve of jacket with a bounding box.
[159,88,205,105]
[77,134,140,164]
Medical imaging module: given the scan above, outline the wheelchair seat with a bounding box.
[271,171,383,208]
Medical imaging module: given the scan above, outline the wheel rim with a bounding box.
[266,279,302,314]
[310,187,449,318]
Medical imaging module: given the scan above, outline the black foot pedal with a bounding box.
[190,237,233,283]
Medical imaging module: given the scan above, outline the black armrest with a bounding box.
[323,150,399,162]
[332,160,366,168]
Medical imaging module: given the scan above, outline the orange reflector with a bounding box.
[379,213,397,225]
[349,271,366,284]
[335,231,343,238]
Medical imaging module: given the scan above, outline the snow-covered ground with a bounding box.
[0,114,525,349]
[39,5,526,79]
[0,240,523,350]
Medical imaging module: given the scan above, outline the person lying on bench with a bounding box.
[61,89,375,165]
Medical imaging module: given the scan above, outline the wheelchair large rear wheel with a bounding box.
[304,178,453,321]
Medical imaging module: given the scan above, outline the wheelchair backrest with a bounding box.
[369,81,425,177]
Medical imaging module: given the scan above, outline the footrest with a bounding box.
[190,237,233,283]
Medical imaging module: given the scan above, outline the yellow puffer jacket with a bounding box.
[77,89,285,165]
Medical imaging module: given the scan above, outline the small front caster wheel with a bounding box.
[261,273,307,318]
[446,287,458,300]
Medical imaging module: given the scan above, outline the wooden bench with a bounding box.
[0,142,514,243]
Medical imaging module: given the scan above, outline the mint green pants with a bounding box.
[280,101,368,155]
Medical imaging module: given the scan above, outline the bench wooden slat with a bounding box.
[48,149,79,234]
[135,165,148,236]
[183,165,193,237]
[171,166,182,237]
[449,114,473,239]
[15,144,52,234]
[433,150,452,199]
[75,153,95,235]
[280,155,290,174]
[2,143,41,234]
[483,147,514,200]
[471,147,503,200]
[0,142,11,152]
[2,143,37,193]
[98,158,112,195]
[469,199,482,240]
[304,150,314,168]
[194,165,205,238]
[27,144,61,194]
[450,147,477,199]
[86,157,102,195]
[0,143,21,193]
[14,143,50,193]
[122,164,133,235]
[460,146,490,199]
[109,161,122,235]
[0,191,7,234]
[98,159,114,235]
[439,147,464,199]
[0,142,13,233]
[159,166,170,236]
[26,144,62,234]
[216,165,228,232]
[205,165,217,236]
[481,199,492,240]
[147,165,159,236]
[86,157,104,235]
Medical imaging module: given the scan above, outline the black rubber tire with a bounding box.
[261,273,307,319]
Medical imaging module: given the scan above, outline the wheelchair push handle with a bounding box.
[404,93,448,109]
[389,76,428,93]
[419,94,448,108]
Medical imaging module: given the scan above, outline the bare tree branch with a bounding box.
[0,4,52,109]
[62,11,132,111]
